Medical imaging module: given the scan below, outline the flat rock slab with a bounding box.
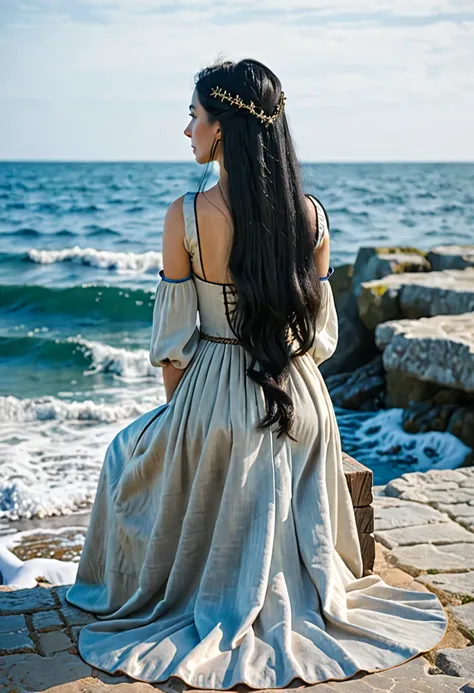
[0,629,34,655]
[416,571,474,600]
[358,267,474,330]
[437,504,474,533]
[391,542,474,574]
[428,245,474,272]
[0,585,56,614]
[384,468,474,507]
[374,498,449,531]
[375,520,474,550]
[313,655,473,692]
[53,585,98,627]
[436,646,474,677]
[37,630,74,656]
[1,652,473,693]
[0,613,33,656]
[375,312,474,393]
[60,601,98,627]
[0,651,92,690]
[352,247,431,298]
[402,490,474,507]
[403,268,474,317]
[449,602,474,639]
[0,613,27,633]
[438,503,474,518]
[32,608,64,631]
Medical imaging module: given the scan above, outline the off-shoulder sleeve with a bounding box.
[307,266,338,366]
[149,269,200,369]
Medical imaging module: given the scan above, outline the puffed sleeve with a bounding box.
[307,266,338,366]
[149,269,200,369]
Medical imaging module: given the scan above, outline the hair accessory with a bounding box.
[210,86,286,127]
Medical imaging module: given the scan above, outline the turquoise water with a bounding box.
[0,161,472,521]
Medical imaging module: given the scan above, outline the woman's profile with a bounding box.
[65,57,448,689]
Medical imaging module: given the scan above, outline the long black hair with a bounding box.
[193,57,325,442]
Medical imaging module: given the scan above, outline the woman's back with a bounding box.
[179,189,331,341]
[191,186,235,285]
[190,186,329,285]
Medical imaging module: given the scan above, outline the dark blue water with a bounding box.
[0,161,472,521]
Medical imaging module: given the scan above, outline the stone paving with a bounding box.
[377,466,474,682]
[1,467,474,692]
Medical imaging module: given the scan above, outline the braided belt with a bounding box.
[199,329,241,345]
[199,329,295,346]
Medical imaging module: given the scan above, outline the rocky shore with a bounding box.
[323,244,474,461]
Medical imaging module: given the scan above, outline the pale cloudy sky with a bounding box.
[1,0,473,162]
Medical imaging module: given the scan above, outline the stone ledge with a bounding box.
[360,267,474,326]
[384,468,474,508]
[450,603,474,642]
[31,609,63,632]
[417,572,474,601]
[374,312,474,393]
[0,584,56,614]
[37,630,74,657]
[375,519,474,550]
[436,646,474,677]
[352,247,431,298]
[428,245,474,272]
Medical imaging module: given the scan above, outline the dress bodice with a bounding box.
[149,191,337,369]
[181,191,331,339]
[182,191,240,340]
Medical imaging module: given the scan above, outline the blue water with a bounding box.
[0,161,472,522]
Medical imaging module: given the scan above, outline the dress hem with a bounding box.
[78,609,449,691]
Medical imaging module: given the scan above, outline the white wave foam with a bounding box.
[0,387,167,521]
[0,477,97,523]
[0,393,155,423]
[0,418,118,521]
[27,246,163,274]
[69,337,157,379]
[338,407,470,472]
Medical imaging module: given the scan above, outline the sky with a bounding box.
[1,0,473,162]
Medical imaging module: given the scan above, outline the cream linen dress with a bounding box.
[65,191,448,689]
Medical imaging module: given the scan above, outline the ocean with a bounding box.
[1,161,473,529]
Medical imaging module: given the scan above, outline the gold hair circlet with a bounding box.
[210,86,286,127]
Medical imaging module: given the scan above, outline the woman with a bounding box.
[66,57,447,689]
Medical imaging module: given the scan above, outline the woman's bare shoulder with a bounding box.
[196,187,232,226]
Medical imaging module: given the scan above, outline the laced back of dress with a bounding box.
[182,191,329,339]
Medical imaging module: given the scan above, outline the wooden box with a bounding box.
[342,452,375,576]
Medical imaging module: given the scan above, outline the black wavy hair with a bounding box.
[193,57,325,442]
